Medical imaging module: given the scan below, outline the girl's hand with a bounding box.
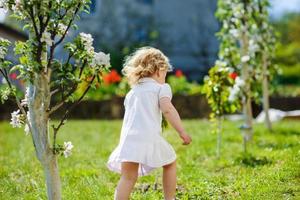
[179,132,192,145]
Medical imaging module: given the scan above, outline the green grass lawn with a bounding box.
[0,119,299,199]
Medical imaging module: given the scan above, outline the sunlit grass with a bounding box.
[0,119,299,199]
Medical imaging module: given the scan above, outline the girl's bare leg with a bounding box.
[115,162,139,200]
[162,160,177,200]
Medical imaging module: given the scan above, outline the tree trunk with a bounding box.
[245,93,253,137]
[242,94,253,153]
[240,34,253,150]
[44,155,62,200]
[216,116,222,158]
[28,71,62,200]
[262,54,272,131]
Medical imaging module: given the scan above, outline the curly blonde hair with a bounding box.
[122,46,172,86]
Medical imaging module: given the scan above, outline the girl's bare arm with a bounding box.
[159,97,192,145]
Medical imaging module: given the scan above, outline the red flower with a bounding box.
[9,73,17,80]
[229,72,238,80]
[175,69,184,78]
[110,70,122,83]
[103,69,122,85]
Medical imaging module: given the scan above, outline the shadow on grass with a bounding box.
[135,183,186,193]
[275,129,300,136]
[134,183,197,198]
[257,141,299,150]
[282,188,297,198]
[235,153,272,167]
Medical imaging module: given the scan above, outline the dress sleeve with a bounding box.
[159,83,172,100]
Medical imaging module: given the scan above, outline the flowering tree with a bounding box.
[0,0,110,199]
[251,0,277,131]
[211,0,262,151]
[204,0,276,153]
[203,62,240,157]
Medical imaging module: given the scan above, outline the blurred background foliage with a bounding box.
[1,9,299,101]
[272,13,300,85]
[74,69,203,101]
[82,11,300,101]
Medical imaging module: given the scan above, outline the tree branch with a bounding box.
[50,88,59,97]
[46,3,81,74]
[28,6,40,37]
[58,4,72,20]
[51,75,96,152]
[54,3,81,47]
[0,68,33,135]
[48,59,87,115]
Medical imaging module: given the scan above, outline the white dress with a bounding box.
[106,77,177,176]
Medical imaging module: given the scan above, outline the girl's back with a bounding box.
[123,77,171,138]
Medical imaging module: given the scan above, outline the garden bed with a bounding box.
[1,96,300,120]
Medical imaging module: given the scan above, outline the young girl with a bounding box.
[106,47,192,200]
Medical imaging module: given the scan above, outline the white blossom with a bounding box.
[11,0,21,11]
[79,33,94,53]
[0,0,8,12]
[233,11,242,18]
[92,52,110,67]
[1,87,10,101]
[223,20,229,29]
[10,109,22,128]
[58,23,68,35]
[241,55,250,63]
[21,87,29,107]
[213,85,219,92]
[0,46,6,59]
[41,31,53,46]
[251,24,258,30]
[203,75,209,82]
[230,18,239,25]
[223,0,231,5]
[218,67,231,72]
[0,0,5,7]
[1,77,7,84]
[63,141,73,158]
[233,6,243,18]
[235,77,245,87]
[249,39,259,54]
[228,77,245,102]
[26,111,30,121]
[0,49,5,59]
[21,99,27,107]
[227,67,235,73]
[215,60,227,67]
[229,29,240,38]
[25,111,31,135]
[228,86,240,102]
